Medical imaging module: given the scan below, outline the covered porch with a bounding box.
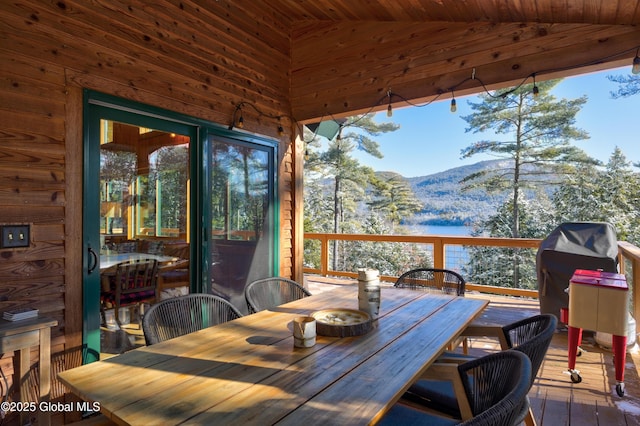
[2,0,640,424]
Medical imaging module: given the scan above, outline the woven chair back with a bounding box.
[458,350,531,426]
[245,277,311,314]
[394,268,466,296]
[143,293,242,345]
[502,313,557,388]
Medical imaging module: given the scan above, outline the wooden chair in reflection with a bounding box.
[100,258,159,327]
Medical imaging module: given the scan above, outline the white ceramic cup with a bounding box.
[293,316,316,348]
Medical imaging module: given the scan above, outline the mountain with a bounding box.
[401,160,510,226]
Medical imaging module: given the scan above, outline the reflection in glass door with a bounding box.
[99,119,191,289]
[100,121,190,245]
[208,137,276,314]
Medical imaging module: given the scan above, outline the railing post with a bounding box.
[633,258,640,333]
[433,238,444,269]
[618,242,640,339]
[320,235,329,277]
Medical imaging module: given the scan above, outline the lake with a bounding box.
[409,225,472,236]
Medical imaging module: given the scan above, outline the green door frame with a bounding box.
[82,91,279,362]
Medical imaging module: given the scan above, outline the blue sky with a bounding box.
[350,66,639,178]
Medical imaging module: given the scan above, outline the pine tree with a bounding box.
[465,194,556,289]
[554,148,640,245]
[368,172,423,232]
[459,79,596,239]
[607,74,640,98]
[304,114,399,270]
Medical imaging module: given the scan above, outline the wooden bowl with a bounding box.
[311,308,372,337]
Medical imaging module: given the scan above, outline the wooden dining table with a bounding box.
[58,286,487,425]
[100,252,178,271]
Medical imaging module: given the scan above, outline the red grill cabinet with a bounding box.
[564,269,628,396]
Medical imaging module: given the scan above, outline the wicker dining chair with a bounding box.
[244,277,311,314]
[404,314,557,426]
[142,293,243,345]
[395,267,468,351]
[394,267,466,296]
[378,350,531,426]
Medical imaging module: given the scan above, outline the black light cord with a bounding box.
[230,45,640,144]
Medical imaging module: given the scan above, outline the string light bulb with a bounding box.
[230,48,640,139]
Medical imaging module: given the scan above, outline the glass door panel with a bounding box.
[100,120,191,300]
[208,137,276,313]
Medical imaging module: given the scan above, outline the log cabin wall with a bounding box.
[0,0,296,420]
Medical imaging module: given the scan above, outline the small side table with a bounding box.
[0,316,58,426]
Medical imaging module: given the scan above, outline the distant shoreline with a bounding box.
[408,224,471,236]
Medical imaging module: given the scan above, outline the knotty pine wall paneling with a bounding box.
[0,1,297,417]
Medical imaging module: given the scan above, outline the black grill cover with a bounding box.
[536,222,618,321]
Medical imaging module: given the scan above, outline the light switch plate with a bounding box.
[1,225,30,248]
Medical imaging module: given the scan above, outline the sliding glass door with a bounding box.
[83,92,278,359]
[207,136,278,314]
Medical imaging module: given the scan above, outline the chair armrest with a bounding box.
[436,354,474,364]
[460,324,509,350]
[420,363,473,420]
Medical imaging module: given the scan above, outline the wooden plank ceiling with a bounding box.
[262,0,640,122]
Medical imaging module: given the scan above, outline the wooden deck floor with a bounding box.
[306,276,640,425]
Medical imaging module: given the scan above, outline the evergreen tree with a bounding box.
[304,114,399,270]
[607,74,640,98]
[368,172,423,232]
[554,148,640,245]
[341,213,433,276]
[154,145,189,233]
[465,194,556,289]
[552,162,601,223]
[459,80,596,239]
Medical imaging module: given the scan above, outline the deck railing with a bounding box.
[303,232,640,325]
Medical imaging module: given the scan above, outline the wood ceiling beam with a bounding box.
[291,22,640,122]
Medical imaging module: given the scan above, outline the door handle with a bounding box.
[88,246,99,275]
